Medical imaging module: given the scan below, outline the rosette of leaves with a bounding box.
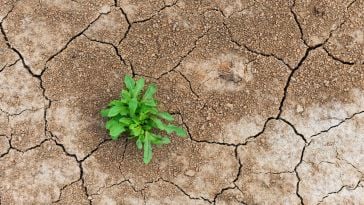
[101,75,187,164]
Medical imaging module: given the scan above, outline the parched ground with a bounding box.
[1,0,364,204]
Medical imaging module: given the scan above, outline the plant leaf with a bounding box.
[100,109,110,117]
[140,104,158,116]
[109,125,125,140]
[166,125,187,137]
[124,75,135,90]
[120,89,131,100]
[133,78,145,97]
[119,118,132,125]
[143,134,152,164]
[130,124,142,136]
[136,138,143,149]
[143,84,156,100]
[150,134,170,145]
[143,99,157,107]
[157,112,174,121]
[108,105,128,117]
[108,100,124,107]
[105,119,118,130]
[128,98,138,115]
[108,106,120,117]
[174,127,187,137]
[118,106,129,115]
[150,117,167,131]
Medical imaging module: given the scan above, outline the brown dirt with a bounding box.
[1,0,364,204]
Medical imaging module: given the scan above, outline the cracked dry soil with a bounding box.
[0,0,364,204]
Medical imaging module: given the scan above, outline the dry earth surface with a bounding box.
[1,0,364,204]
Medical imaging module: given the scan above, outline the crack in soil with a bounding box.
[117,6,132,45]
[317,180,363,205]
[157,27,211,80]
[279,118,307,143]
[290,0,309,47]
[88,178,143,205]
[322,47,355,65]
[26,12,129,202]
[132,0,179,24]
[8,135,51,153]
[174,70,200,98]
[223,21,293,70]
[159,178,213,203]
[179,107,276,147]
[276,42,324,119]
[0,58,19,73]
[116,0,179,46]
[294,141,311,205]
[347,0,358,9]
[0,136,11,159]
[0,5,41,79]
[83,34,127,66]
[50,136,91,204]
[51,179,82,204]
[211,146,243,204]
[0,107,42,117]
[310,110,364,139]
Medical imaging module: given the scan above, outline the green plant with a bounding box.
[101,75,187,164]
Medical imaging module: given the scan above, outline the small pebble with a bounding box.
[185,170,196,177]
[296,105,304,113]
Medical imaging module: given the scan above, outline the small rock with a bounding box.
[324,80,330,87]
[185,170,196,177]
[100,6,111,13]
[206,114,211,121]
[226,103,234,109]
[296,105,304,113]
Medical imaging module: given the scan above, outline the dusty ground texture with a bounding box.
[1,0,364,204]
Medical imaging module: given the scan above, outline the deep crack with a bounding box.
[279,118,307,143]
[322,47,355,65]
[83,34,127,66]
[277,43,323,118]
[290,0,309,47]
[294,141,311,205]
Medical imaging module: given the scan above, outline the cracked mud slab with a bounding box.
[174,24,290,144]
[9,108,47,151]
[226,0,307,68]
[0,141,80,204]
[54,181,89,204]
[298,113,364,205]
[90,180,144,204]
[118,0,215,78]
[325,0,364,64]
[43,35,130,160]
[293,0,354,47]
[281,48,364,138]
[1,0,364,204]
[0,61,47,114]
[83,137,238,201]
[236,120,304,204]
